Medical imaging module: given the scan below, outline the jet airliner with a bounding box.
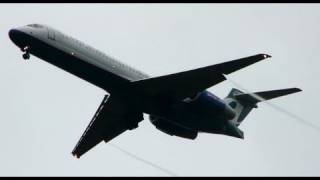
[9,24,302,158]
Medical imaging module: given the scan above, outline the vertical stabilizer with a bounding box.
[224,88,302,127]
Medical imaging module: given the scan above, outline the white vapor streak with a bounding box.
[109,143,178,177]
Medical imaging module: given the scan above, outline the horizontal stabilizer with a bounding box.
[132,54,270,101]
[235,88,302,104]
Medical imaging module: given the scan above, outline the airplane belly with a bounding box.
[160,91,229,132]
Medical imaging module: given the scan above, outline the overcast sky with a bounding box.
[1,3,320,176]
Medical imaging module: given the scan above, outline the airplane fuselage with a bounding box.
[9,24,237,139]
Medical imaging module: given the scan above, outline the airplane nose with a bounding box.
[8,29,19,41]
[8,28,28,48]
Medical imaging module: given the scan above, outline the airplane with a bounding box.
[9,24,302,158]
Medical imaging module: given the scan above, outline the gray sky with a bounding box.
[1,3,320,176]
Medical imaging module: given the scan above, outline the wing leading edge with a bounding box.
[72,95,142,158]
[72,95,109,158]
[131,54,271,101]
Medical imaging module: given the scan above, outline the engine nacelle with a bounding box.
[149,115,198,140]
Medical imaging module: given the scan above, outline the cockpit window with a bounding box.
[27,24,43,28]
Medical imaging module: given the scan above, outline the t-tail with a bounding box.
[222,87,302,139]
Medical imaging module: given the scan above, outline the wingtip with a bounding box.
[72,153,80,159]
[262,54,272,59]
[284,88,303,94]
[294,88,303,92]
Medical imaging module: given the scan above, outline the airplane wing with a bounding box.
[132,54,271,101]
[72,95,142,158]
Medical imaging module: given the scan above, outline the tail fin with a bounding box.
[224,88,302,127]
